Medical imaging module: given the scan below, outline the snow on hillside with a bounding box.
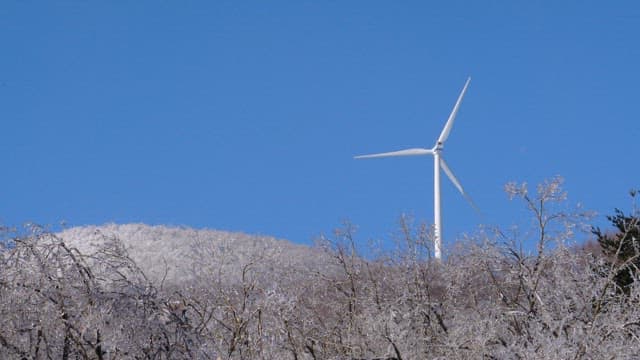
[59,223,328,287]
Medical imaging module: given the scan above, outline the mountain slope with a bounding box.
[59,223,327,287]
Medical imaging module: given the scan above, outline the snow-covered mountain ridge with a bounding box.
[59,223,328,287]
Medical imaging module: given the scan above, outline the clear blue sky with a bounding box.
[1,1,638,250]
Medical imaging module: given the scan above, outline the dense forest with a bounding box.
[1,177,639,359]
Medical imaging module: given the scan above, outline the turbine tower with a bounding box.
[355,77,474,260]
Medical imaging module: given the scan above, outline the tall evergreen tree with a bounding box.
[592,192,640,294]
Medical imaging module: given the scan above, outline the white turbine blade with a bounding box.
[440,157,481,213]
[437,77,471,145]
[440,157,464,194]
[354,148,433,159]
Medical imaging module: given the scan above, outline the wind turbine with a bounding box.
[355,77,474,260]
